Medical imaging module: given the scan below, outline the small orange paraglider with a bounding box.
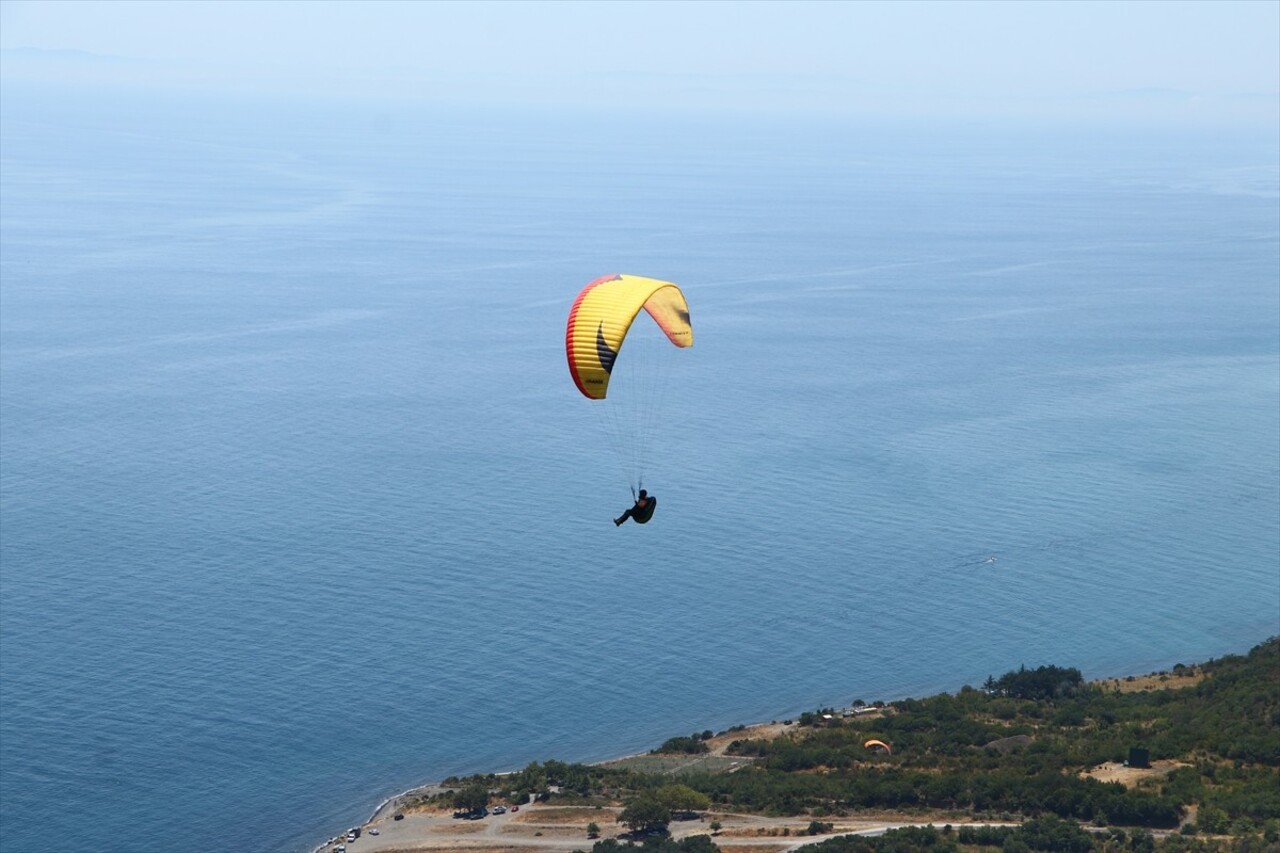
[864,738,892,755]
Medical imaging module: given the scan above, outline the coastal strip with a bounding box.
[309,655,1234,852]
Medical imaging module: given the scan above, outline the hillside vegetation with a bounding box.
[430,638,1279,851]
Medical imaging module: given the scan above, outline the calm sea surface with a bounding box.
[1,90,1277,852]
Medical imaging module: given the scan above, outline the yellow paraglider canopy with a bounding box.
[565,274,692,400]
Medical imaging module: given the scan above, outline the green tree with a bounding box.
[656,736,710,755]
[993,664,1084,700]
[510,761,549,801]
[806,820,834,835]
[656,784,711,814]
[1198,807,1229,835]
[618,794,672,834]
[453,783,489,813]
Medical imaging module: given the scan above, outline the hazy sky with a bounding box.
[2,0,1277,124]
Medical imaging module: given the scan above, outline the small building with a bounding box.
[1128,747,1150,769]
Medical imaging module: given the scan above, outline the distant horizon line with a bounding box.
[2,46,1276,131]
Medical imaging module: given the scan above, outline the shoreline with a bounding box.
[310,719,792,853]
[306,652,1231,852]
[317,734,766,850]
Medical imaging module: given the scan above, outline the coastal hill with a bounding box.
[319,638,1278,852]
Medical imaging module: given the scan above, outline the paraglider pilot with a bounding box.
[614,490,657,526]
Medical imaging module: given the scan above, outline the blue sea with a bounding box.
[1,88,1277,853]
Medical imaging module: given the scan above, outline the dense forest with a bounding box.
[429,638,1278,851]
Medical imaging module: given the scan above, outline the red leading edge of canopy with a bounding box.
[565,274,621,399]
